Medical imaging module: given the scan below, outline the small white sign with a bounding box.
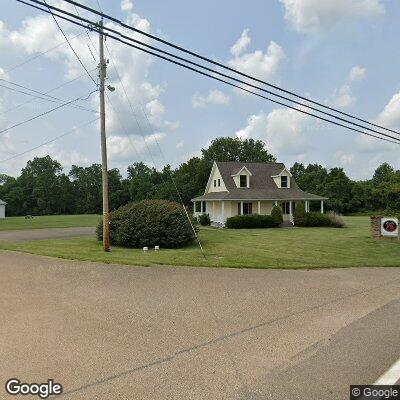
[381,217,399,237]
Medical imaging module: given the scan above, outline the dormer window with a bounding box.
[218,178,221,187]
[240,175,247,188]
[281,176,288,188]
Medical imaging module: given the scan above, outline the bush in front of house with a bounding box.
[303,212,332,227]
[293,202,307,226]
[96,199,196,248]
[326,211,346,228]
[198,213,211,226]
[226,214,278,229]
[271,205,283,225]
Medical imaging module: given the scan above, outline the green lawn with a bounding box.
[0,214,101,231]
[1,217,399,269]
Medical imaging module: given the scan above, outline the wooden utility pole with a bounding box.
[98,20,110,251]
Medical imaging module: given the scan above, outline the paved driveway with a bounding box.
[0,227,95,242]
[0,250,399,399]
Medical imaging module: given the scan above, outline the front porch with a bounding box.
[193,199,325,226]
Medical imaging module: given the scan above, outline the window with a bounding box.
[281,176,288,188]
[238,202,253,215]
[214,179,216,187]
[281,202,290,214]
[243,202,252,215]
[202,201,206,213]
[240,175,247,188]
[195,202,201,212]
[218,178,221,187]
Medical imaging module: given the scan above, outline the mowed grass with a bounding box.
[0,214,101,231]
[1,217,399,269]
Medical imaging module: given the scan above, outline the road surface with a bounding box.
[0,250,399,399]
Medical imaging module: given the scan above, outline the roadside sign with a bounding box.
[381,218,399,237]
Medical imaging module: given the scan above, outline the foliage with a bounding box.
[202,137,276,166]
[326,211,345,228]
[226,214,278,229]
[96,200,196,248]
[270,205,283,225]
[198,213,211,226]
[293,202,307,226]
[303,212,332,227]
[1,138,400,218]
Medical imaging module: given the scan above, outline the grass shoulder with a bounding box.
[0,214,101,231]
[1,217,399,269]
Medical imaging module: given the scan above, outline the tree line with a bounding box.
[0,137,399,216]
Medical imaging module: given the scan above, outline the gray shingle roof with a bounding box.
[192,161,327,201]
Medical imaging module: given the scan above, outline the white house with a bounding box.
[192,161,327,225]
[0,199,6,219]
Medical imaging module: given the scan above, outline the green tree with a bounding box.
[201,137,276,166]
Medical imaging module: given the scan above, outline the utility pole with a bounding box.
[98,20,110,252]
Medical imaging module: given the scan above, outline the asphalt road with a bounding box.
[0,227,95,242]
[0,250,399,399]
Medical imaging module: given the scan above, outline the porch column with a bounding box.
[212,201,215,220]
[240,201,244,215]
[289,201,293,222]
[320,200,324,214]
[221,201,225,223]
[258,201,261,214]
[305,200,309,212]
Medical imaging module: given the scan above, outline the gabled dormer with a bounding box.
[205,161,228,194]
[231,166,252,188]
[272,168,292,189]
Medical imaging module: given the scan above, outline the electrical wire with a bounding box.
[0,89,97,137]
[0,117,99,162]
[3,32,84,73]
[0,78,97,114]
[59,0,400,137]
[42,0,97,86]
[15,0,400,145]
[0,68,98,115]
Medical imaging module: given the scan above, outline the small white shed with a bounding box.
[0,199,6,219]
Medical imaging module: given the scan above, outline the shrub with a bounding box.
[198,213,211,226]
[326,211,345,228]
[96,200,196,248]
[271,205,283,225]
[226,214,278,229]
[304,212,332,227]
[293,202,307,226]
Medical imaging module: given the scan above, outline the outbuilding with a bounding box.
[0,199,6,219]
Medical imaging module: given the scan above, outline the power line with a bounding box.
[0,89,97,137]
[42,0,97,86]
[0,117,99,162]
[0,78,98,114]
[0,69,98,115]
[15,0,400,145]
[3,32,84,73]
[59,0,400,137]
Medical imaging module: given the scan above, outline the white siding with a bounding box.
[0,204,5,219]
[207,164,227,193]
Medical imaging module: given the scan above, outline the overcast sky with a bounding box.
[1,0,399,180]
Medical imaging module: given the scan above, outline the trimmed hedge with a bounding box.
[293,211,345,227]
[198,213,211,226]
[271,205,283,225]
[226,214,279,229]
[96,200,196,248]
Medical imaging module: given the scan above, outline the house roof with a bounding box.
[0,199,6,205]
[193,161,327,201]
